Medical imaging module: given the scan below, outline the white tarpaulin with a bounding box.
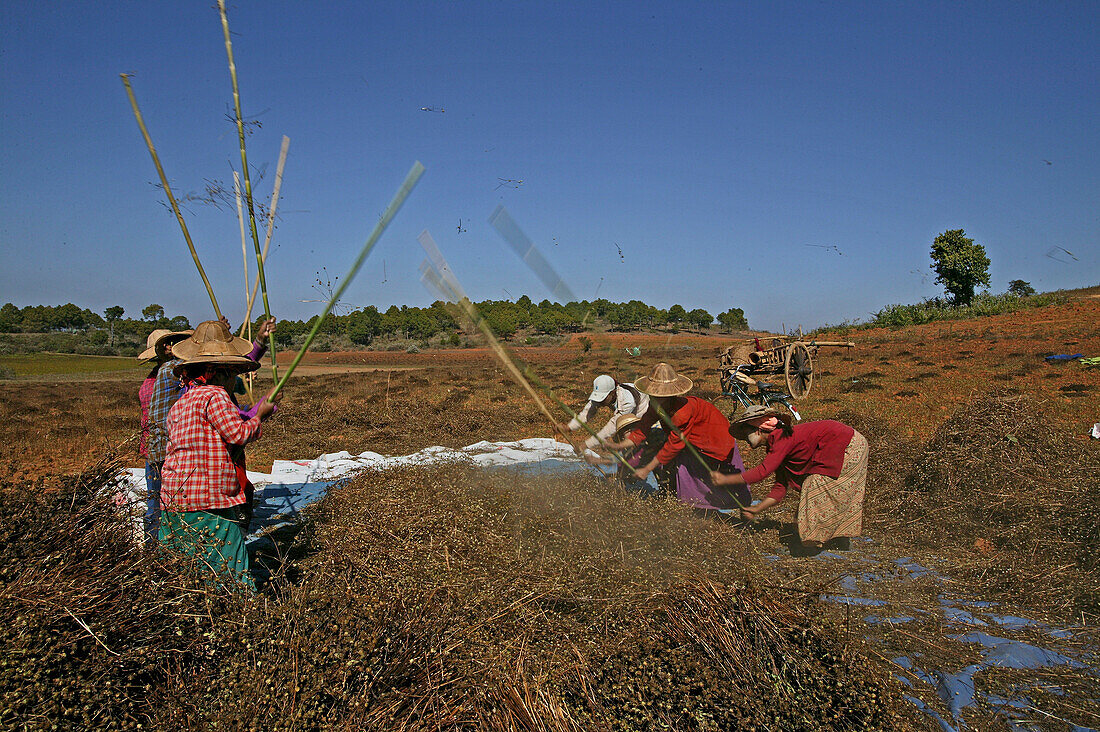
[119,438,595,543]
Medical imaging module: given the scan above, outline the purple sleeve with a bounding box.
[240,400,276,421]
[247,339,266,362]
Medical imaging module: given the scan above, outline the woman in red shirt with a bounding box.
[625,363,752,513]
[711,405,868,551]
[160,321,279,591]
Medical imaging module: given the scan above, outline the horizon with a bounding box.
[2,2,1098,332]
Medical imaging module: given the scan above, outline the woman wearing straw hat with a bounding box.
[137,328,192,547]
[711,406,868,553]
[159,321,280,591]
[624,362,753,513]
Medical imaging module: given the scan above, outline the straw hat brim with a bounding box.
[171,333,253,361]
[172,355,260,378]
[635,374,693,397]
[137,330,193,361]
[729,407,793,430]
[614,414,643,433]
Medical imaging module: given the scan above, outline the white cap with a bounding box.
[587,374,616,403]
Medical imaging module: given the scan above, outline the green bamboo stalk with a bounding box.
[120,74,222,319]
[269,162,425,399]
[217,0,276,380]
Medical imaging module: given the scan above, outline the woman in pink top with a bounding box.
[711,405,868,552]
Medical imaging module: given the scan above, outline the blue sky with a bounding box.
[1,1,1097,332]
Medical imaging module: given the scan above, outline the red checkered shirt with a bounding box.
[161,385,262,512]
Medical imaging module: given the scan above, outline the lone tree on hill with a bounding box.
[1007,279,1036,297]
[930,229,990,306]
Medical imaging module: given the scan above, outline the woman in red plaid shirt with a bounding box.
[160,321,280,591]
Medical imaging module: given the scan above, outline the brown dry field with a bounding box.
[1,294,1096,483]
[2,294,1098,729]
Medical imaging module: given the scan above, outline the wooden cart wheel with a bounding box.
[784,342,814,400]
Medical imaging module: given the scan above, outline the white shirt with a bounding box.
[566,383,650,449]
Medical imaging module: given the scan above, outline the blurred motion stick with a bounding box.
[488,205,577,304]
[417,234,623,476]
[269,162,425,399]
[417,230,559,433]
[218,0,276,379]
[120,74,222,319]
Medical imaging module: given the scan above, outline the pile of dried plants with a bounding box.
[0,456,914,730]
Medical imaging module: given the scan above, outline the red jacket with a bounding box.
[740,420,855,502]
[629,396,737,465]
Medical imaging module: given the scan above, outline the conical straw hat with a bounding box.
[729,404,792,430]
[137,328,194,361]
[635,362,693,397]
[614,413,642,433]
[170,320,257,373]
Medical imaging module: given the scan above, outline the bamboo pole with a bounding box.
[418,257,614,480]
[417,232,559,435]
[119,74,222,319]
[233,172,256,403]
[487,205,747,508]
[417,233,630,480]
[217,0,276,380]
[268,162,425,399]
[233,172,250,333]
[240,135,290,336]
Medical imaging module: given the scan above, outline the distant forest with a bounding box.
[0,299,748,354]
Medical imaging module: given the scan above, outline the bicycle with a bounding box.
[717,364,802,421]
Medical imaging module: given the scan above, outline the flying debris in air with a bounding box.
[1042,159,1053,166]
[457,219,467,234]
[494,178,524,190]
[615,242,624,262]
[420,106,444,113]
[1045,246,1078,264]
[381,260,388,285]
[805,244,843,255]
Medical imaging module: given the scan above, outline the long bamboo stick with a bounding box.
[488,205,746,508]
[417,257,613,480]
[417,231,560,435]
[268,162,425,399]
[233,172,250,330]
[240,135,290,336]
[217,0,276,380]
[233,172,256,403]
[120,74,222,319]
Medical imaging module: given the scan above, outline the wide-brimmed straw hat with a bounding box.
[137,328,193,361]
[635,362,693,397]
[729,404,793,432]
[614,413,642,433]
[171,320,258,376]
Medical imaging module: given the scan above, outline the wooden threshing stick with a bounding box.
[240,136,290,336]
[120,74,222,320]
[217,0,277,380]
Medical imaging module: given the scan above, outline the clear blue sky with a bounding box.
[2,1,1097,332]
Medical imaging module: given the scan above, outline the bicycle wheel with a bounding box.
[764,397,801,421]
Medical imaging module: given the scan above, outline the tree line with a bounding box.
[0,298,749,348]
